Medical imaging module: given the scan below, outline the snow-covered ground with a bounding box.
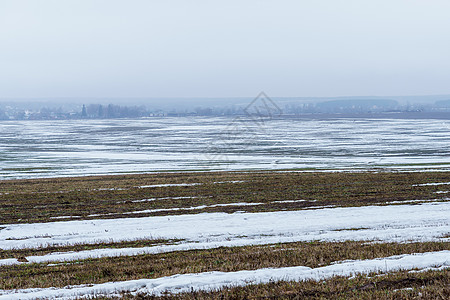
[1,118,449,180]
[1,250,448,299]
[1,117,449,298]
[1,202,448,266]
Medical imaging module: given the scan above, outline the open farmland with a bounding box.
[0,171,449,299]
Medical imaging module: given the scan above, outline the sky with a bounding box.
[1,0,450,98]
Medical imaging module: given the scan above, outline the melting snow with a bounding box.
[0,202,448,266]
[412,182,450,186]
[0,251,448,299]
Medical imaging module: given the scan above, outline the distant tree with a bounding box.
[81,105,88,118]
[86,104,96,117]
[98,105,104,118]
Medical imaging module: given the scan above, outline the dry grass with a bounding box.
[1,241,448,290]
[125,269,449,299]
[1,171,449,224]
[0,238,180,260]
[1,171,449,298]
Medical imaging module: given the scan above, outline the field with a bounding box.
[0,171,449,299]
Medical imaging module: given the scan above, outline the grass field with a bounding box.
[122,269,449,299]
[0,171,449,299]
[2,170,449,225]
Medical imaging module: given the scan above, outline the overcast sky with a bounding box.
[1,0,450,98]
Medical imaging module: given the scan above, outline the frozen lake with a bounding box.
[0,117,449,179]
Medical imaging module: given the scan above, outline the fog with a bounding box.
[2,0,450,99]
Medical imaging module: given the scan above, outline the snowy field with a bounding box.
[0,198,449,298]
[1,164,449,298]
[1,117,450,179]
[1,202,449,263]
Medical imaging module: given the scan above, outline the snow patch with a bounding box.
[413,182,450,186]
[0,202,448,266]
[0,251,448,299]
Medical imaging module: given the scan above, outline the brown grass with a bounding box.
[1,171,449,224]
[125,269,449,299]
[1,171,449,298]
[0,238,180,260]
[1,241,448,290]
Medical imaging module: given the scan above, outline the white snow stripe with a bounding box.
[88,202,265,217]
[19,181,246,195]
[57,199,318,218]
[1,202,449,251]
[129,196,200,203]
[384,198,449,204]
[413,182,450,186]
[0,202,448,266]
[136,183,202,188]
[137,181,244,188]
[0,251,448,299]
[0,239,301,266]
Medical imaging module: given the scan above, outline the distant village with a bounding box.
[0,99,449,120]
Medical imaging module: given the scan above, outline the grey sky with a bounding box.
[1,0,450,98]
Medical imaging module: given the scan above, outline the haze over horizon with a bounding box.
[2,0,450,99]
